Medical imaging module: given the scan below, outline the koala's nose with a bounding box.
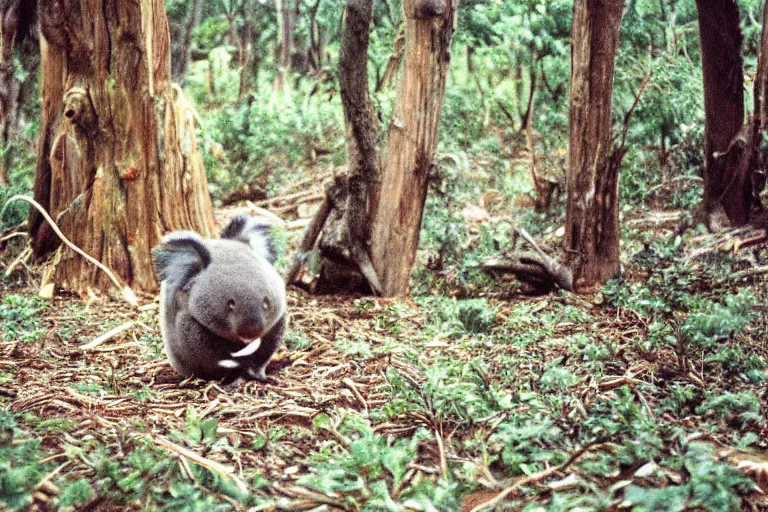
[236,317,264,341]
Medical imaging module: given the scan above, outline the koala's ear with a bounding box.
[152,231,212,285]
[220,215,277,264]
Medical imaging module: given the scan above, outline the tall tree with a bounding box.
[695,0,752,229]
[562,0,624,290]
[0,0,38,185]
[169,0,203,84]
[274,0,296,92]
[29,0,215,294]
[289,0,458,297]
[368,0,458,296]
[752,1,768,217]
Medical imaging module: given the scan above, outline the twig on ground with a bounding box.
[469,443,606,512]
[80,322,135,350]
[153,436,249,495]
[731,265,768,281]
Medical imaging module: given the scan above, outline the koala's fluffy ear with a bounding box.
[152,231,212,286]
[220,215,277,264]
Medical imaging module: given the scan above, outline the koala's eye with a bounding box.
[228,299,236,311]
[262,297,271,311]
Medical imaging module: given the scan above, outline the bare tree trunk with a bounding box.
[30,0,215,295]
[375,27,405,93]
[747,0,768,224]
[562,0,624,290]
[239,19,254,99]
[170,0,202,84]
[274,0,295,92]
[368,0,458,297]
[288,0,380,295]
[695,0,751,228]
[520,61,537,132]
[308,0,323,73]
[756,1,768,127]
[289,0,457,297]
[318,0,381,292]
[0,0,38,185]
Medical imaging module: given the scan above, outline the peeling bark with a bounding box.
[562,0,624,290]
[30,0,215,295]
[367,0,458,297]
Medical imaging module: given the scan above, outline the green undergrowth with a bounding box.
[2,231,765,510]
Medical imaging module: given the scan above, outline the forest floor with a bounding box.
[1,165,768,511]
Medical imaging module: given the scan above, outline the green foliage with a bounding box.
[0,294,47,343]
[199,92,344,202]
[303,414,459,510]
[0,187,30,234]
[57,479,95,509]
[681,292,755,347]
[0,410,51,511]
[624,443,752,512]
[381,361,500,426]
[421,297,498,335]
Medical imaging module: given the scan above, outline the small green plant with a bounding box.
[624,443,752,512]
[0,294,47,343]
[301,413,459,509]
[457,299,497,334]
[0,410,52,511]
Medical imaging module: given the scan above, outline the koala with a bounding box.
[153,216,287,384]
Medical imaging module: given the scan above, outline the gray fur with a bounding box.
[153,216,287,383]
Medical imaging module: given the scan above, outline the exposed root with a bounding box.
[1,195,138,306]
[482,228,573,293]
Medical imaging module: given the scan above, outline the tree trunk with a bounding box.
[274,0,295,92]
[0,0,38,185]
[315,0,380,293]
[562,0,624,290]
[288,0,457,297]
[520,61,537,132]
[695,0,750,228]
[756,1,768,128]
[288,0,380,295]
[368,0,458,297]
[308,0,323,73]
[239,19,254,99]
[749,0,768,222]
[375,26,405,93]
[29,0,215,295]
[170,0,202,84]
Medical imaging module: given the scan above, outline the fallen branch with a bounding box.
[253,189,325,208]
[484,252,573,293]
[242,204,286,226]
[1,195,138,306]
[484,227,573,293]
[644,175,703,197]
[81,322,135,350]
[3,246,32,277]
[469,443,605,512]
[153,436,249,495]
[730,265,768,281]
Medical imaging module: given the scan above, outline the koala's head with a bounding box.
[153,231,286,344]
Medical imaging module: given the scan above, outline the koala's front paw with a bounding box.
[246,366,279,385]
